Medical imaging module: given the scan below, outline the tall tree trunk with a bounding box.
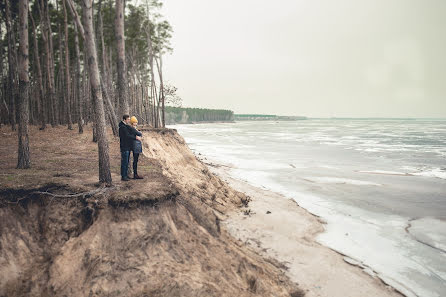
[82,0,112,185]
[46,0,58,125]
[62,0,73,130]
[5,0,18,131]
[115,0,129,118]
[144,4,157,127]
[97,0,106,76]
[97,0,115,132]
[66,0,85,133]
[0,22,3,127]
[155,54,165,127]
[57,21,65,125]
[0,23,9,128]
[101,80,119,136]
[29,12,46,130]
[40,0,56,126]
[152,79,159,127]
[82,40,89,126]
[74,22,83,133]
[17,0,30,169]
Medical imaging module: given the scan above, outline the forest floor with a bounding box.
[0,124,304,297]
[0,124,166,197]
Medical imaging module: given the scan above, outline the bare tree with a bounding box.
[5,0,18,131]
[39,0,56,127]
[81,0,112,185]
[17,0,31,169]
[155,54,165,127]
[29,11,46,130]
[73,21,83,133]
[62,0,73,130]
[115,0,129,117]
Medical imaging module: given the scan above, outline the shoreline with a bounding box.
[204,161,405,297]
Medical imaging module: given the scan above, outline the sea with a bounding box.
[170,119,446,297]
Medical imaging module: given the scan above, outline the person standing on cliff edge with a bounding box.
[119,115,142,181]
[129,116,144,179]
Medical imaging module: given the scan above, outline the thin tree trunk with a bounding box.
[17,0,31,169]
[115,0,129,117]
[0,23,3,127]
[101,79,119,136]
[62,0,73,129]
[40,0,56,126]
[46,0,58,125]
[74,22,83,133]
[82,40,88,126]
[97,0,106,76]
[155,54,165,127]
[57,22,65,125]
[5,0,17,131]
[152,78,159,127]
[97,0,115,130]
[29,12,46,130]
[82,0,112,185]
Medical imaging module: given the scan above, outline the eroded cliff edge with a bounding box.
[0,126,304,297]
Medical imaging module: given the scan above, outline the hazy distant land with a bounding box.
[165,106,307,124]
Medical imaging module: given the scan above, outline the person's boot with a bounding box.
[121,176,130,181]
[134,173,143,179]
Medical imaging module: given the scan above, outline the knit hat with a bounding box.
[130,116,138,124]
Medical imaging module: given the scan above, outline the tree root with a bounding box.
[32,186,113,199]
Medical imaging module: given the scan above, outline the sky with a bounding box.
[158,0,446,118]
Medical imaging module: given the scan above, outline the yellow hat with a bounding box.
[130,116,138,124]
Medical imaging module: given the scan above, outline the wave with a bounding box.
[303,176,382,186]
[357,170,412,176]
[412,168,446,180]
[357,168,446,180]
[407,218,446,254]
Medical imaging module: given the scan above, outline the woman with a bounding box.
[129,116,143,179]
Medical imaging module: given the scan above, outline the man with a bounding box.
[119,115,142,181]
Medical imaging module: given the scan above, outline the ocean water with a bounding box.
[169,119,446,297]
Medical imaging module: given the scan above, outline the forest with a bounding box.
[0,0,174,184]
[165,106,234,124]
[234,114,307,121]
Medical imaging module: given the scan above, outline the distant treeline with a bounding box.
[165,107,234,124]
[235,114,307,121]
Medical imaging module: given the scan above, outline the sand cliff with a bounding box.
[0,126,303,297]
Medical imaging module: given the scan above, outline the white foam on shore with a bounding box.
[304,176,382,186]
[358,170,412,176]
[359,168,446,180]
[412,168,446,180]
[408,218,446,254]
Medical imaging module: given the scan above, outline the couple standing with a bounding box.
[119,115,144,181]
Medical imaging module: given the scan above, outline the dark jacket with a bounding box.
[119,121,136,152]
[127,125,143,154]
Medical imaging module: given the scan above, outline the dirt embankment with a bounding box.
[0,126,304,297]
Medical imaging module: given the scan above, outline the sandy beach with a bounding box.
[211,165,404,297]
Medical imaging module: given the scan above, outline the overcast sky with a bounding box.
[159,0,446,117]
